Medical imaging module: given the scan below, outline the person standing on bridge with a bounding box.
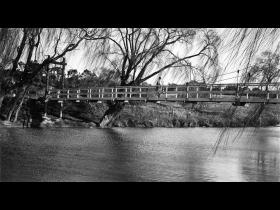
[156,77,163,98]
[246,72,251,83]
[185,81,189,94]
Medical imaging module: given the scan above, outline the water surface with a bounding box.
[0,127,279,182]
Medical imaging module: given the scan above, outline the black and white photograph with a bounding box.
[0,27,280,182]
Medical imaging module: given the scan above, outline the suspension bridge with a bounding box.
[27,83,280,104]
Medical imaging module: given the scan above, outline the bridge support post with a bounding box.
[44,90,50,118]
[58,101,63,119]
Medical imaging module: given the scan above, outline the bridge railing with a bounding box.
[39,83,280,102]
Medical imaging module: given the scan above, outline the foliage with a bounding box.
[82,28,221,86]
[244,51,280,84]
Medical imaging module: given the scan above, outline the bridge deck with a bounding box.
[28,83,280,104]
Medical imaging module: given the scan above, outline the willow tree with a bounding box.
[0,28,21,109]
[0,28,106,122]
[220,28,280,72]
[213,28,280,152]
[82,28,221,127]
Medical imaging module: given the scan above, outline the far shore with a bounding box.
[1,114,279,129]
[1,99,280,129]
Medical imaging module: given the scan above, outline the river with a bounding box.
[0,127,279,182]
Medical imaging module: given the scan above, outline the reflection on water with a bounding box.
[0,127,280,182]
[239,128,280,182]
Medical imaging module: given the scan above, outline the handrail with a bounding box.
[47,82,280,92]
[26,82,280,103]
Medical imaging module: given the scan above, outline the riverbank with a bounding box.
[108,102,280,128]
[1,100,280,128]
[0,116,96,128]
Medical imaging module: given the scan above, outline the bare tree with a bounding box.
[221,28,280,71]
[0,28,106,122]
[243,51,280,85]
[0,28,22,109]
[83,28,221,127]
[214,29,280,152]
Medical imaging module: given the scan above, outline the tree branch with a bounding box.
[11,28,28,73]
[138,44,210,84]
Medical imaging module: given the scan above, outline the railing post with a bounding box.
[77,89,80,99]
[165,87,168,99]
[67,90,69,99]
[277,86,279,99]
[186,86,189,99]
[57,90,60,99]
[59,101,63,119]
[196,86,199,99]
[176,87,178,98]
[101,88,104,98]
[111,88,113,98]
[89,89,92,99]
[267,92,270,100]
[210,85,212,99]
[139,87,141,98]
[125,88,127,98]
[115,88,118,98]
[130,87,132,98]
[98,89,101,98]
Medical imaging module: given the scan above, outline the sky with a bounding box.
[63,28,279,85]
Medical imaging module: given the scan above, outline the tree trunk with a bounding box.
[0,93,4,113]
[7,94,21,122]
[98,101,125,128]
[7,87,26,122]
[13,98,24,123]
[13,88,29,122]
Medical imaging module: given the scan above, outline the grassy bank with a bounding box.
[43,100,280,128]
[1,97,280,128]
[109,102,280,128]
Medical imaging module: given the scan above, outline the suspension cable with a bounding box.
[195,66,253,82]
